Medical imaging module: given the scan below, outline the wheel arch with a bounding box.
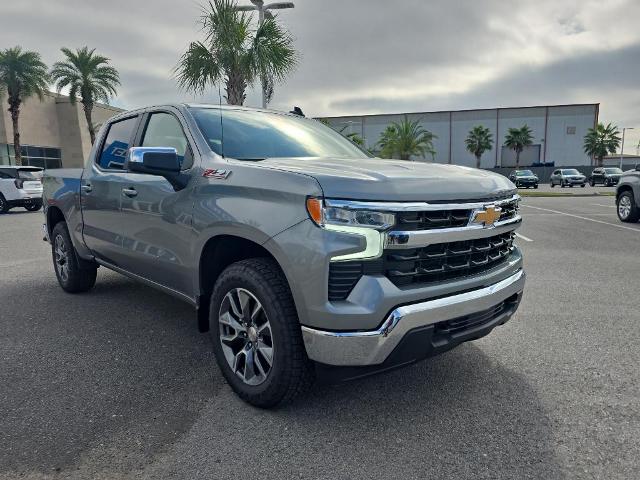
[196,234,299,333]
[46,205,66,236]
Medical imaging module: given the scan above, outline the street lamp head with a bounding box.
[265,2,295,9]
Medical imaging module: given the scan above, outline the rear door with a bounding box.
[117,108,198,295]
[81,115,141,266]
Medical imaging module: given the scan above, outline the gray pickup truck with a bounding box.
[616,166,640,222]
[42,104,525,407]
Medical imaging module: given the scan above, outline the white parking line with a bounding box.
[591,203,615,208]
[521,205,640,232]
[515,232,533,242]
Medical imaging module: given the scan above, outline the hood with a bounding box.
[259,157,516,202]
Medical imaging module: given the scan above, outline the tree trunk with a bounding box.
[400,153,409,160]
[225,69,247,106]
[597,155,603,167]
[476,154,481,169]
[83,101,96,145]
[515,150,520,169]
[8,98,22,166]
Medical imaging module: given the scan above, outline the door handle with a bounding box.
[81,184,92,193]
[122,187,138,197]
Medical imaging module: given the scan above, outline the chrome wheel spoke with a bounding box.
[256,341,273,367]
[218,288,274,386]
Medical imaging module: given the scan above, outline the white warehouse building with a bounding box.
[322,104,599,168]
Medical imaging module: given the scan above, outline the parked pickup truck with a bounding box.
[616,165,640,222]
[42,104,525,407]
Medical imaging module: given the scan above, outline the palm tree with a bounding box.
[0,47,49,166]
[175,0,297,106]
[50,47,120,145]
[377,119,436,160]
[465,125,493,169]
[503,125,534,169]
[583,122,620,166]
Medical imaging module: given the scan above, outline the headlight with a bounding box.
[306,197,395,261]
[306,198,395,230]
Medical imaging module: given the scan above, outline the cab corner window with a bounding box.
[98,117,138,170]
[141,112,193,170]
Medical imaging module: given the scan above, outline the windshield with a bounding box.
[562,169,581,175]
[604,168,622,174]
[516,170,534,176]
[190,108,371,161]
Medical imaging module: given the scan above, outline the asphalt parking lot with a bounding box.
[1,196,639,480]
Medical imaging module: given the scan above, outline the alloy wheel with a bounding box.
[618,195,632,220]
[218,288,274,386]
[54,234,69,282]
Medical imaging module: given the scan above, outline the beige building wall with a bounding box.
[0,91,123,168]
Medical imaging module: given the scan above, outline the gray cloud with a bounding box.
[2,0,639,145]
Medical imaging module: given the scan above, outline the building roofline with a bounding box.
[321,103,600,120]
[44,90,124,113]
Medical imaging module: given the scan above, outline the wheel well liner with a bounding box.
[616,185,632,200]
[47,206,65,235]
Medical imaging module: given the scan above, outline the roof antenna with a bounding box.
[289,106,305,117]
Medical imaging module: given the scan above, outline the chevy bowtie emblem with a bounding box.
[471,206,501,228]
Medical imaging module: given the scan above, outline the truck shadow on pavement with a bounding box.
[1,270,564,479]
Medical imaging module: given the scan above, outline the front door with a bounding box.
[82,115,140,266]
[117,110,198,296]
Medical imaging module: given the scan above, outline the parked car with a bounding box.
[550,168,586,188]
[616,165,640,222]
[41,104,525,407]
[0,166,44,213]
[590,167,623,186]
[509,169,539,189]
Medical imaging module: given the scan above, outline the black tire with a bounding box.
[534,184,538,189]
[560,181,565,188]
[580,183,585,188]
[590,179,595,187]
[617,191,640,223]
[550,182,555,188]
[25,202,42,212]
[51,222,97,293]
[0,194,9,213]
[209,258,314,408]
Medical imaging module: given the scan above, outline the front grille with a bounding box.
[385,232,515,287]
[328,232,515,300]
[395,198,519,231]
[396,209,471,230]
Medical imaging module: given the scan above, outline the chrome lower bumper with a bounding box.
[301,269,525,366]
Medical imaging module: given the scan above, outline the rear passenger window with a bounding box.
[141,112,193,170]
[98,117,138,170]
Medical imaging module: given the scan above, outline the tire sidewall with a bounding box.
[0,194,8,213]
[51,223,75,290]
[209,262,297,402]
[617,192,633,221]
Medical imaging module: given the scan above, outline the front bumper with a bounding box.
[302,268,525,367]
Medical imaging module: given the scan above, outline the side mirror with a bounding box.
[125,147,180,175]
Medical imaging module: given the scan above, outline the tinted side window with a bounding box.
[141,113,192,169]
[0,169,13,179]
[98,117,138,170]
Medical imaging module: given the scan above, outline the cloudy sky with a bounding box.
[3,0,640,149]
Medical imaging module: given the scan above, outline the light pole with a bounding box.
[235,0,295,109]
[620,127,634,169]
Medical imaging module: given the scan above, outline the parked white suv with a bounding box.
[0,166,44,213]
